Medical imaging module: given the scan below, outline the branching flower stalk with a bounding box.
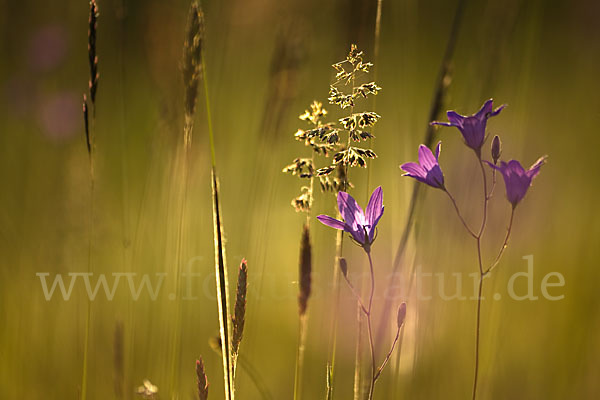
[318,187,406,400]
[402,100,547,400]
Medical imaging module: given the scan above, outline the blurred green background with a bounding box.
[1,0,599,398]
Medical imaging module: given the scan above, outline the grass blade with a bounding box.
[211,168,233,400]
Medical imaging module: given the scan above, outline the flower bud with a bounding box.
[491,135,501,164]
[339,257,348,278]
[397,302,407,329]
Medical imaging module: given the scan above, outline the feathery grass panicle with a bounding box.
[211,169,233,399]
[88,0,99,107]
[316,44,381,184]
[114,321,124,399]
[182,2,204,146]
[231,259,248,376]
[298,224,312,316]
[196,358,209,400]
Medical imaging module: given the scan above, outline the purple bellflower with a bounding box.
[317,186,384,252]
[400,142,445,190]
[486,156,547,207]
[431,99,505,154]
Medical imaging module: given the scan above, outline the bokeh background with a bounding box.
[1,0,599,398]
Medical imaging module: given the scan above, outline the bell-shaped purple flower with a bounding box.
[431,99,505,153]
[317,186,384,252]
[485,156,547,207]
[400,142,445,190]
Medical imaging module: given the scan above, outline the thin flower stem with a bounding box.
[444,189,478,238]
[477,157,489,238]
[366,251,376,400]
[484,207,515,275]
[373,324,401,382]
[472,270,484,400]
[472,155,490,400]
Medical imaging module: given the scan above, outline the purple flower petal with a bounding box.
[400,162,426,178]
[446,111,464,127]
[491,104,506,117]
[337,191,364,228]
[365,187,384,241]
[484,160,499,170]
[434,141,442,160]
[401,143,446,189]
[475,99,494,120]
[489,156,546,206]
[430,121,454,127]
[434,100,504,152]
[527,155,547,179]
[418,145,437,170]
[317,215,346,231]
[426,165,445,189]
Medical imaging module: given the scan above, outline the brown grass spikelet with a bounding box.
[182,1,205,144]
[82,94,91,155]
[232,259,248,363]
[88,0,99,106]
[196,357,209,400]
[298,224,312,316]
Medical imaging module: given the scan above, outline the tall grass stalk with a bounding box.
[80,1,99,398]
[325,228,343,400]
[376,0,467,364]
[81,96,94,400]
[355,1,384,396]
[168,4,204,397]
[201,35,234,398]
[364,0,383,195]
